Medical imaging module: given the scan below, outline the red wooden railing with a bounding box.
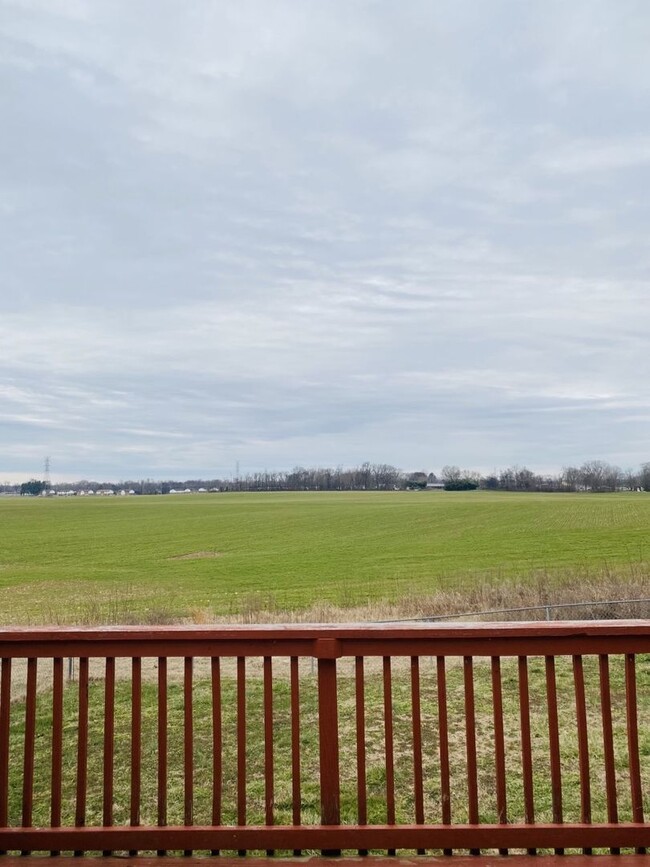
[0,622,648,857]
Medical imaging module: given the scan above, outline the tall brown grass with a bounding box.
[24,564,650,627]
[196,564,650,624]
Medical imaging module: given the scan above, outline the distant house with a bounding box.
[426,473,444,489]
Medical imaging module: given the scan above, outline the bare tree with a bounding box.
[441,465,462,484]
[579,460,621,492]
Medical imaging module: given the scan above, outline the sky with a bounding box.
[1,0,650,482]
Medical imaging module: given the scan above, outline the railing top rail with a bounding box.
[0,620,648,659]
[0,619,648,642]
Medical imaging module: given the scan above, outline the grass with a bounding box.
[4,654,649,851]
[1,491,650,624]
[3,492,647,853]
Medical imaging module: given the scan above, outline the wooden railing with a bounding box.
[0,622,648,858]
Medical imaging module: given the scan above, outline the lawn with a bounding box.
[1,491,649,624]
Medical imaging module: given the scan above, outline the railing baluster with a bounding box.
[184,656,193,856]
[51,657,64,855]
[436,655,452,855]
[545,655,563,855]
[237,656,247,856]
[625,652,645,854]
[573,654,591,854]
[599,653,619,854]
[354,656,367,856]
[491,656,508,855]
[157,657,168,857]
[463,656,479,855]
[518,656,535,855]
[103,656,115,856]
[211,656,222,855]
[75,657,89,855]
[22,658,38,839]
[130,657,142,855]
[290,656,301,857]
[317,654,340,857]
[263,656,274,856]
[0,658,10,855]
[383,655,396,854]
[411,656,425,854]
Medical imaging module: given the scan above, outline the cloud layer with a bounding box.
[1,0,650,480]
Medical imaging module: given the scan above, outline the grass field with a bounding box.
[1,491,649,625]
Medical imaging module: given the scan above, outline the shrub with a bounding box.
[444,479,478,491]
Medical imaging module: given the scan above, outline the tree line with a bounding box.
[439,461,650,493]
[7,459,650,495]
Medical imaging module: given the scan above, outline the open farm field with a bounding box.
[0,491,649,625]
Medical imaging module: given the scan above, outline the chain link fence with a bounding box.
[381,597,650,623]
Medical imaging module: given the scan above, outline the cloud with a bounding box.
[1,1,650,479]
[540,138,650,174]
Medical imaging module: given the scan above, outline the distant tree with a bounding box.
[639,462,650,492]
[441,465,462,484]
[286,467,308,490]
[443,478,478,491]
[561,466,580,491]
[514,466,537,490]
[498,465,538,491]
[406,471,428,490]
[355,462,373,490]
[579,460,621,492]
[20,479,46,496]
[441,465,480,490]
[371,463,400,490]
[622,468,640,491]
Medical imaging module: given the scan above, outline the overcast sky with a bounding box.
[1,0,650,482]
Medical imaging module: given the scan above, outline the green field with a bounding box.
[1,491,649,624]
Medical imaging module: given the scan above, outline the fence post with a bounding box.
[315,639,341,857]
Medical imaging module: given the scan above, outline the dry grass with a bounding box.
[203,566,650,624]
[27,565,650,627]
[168,551,223,561]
